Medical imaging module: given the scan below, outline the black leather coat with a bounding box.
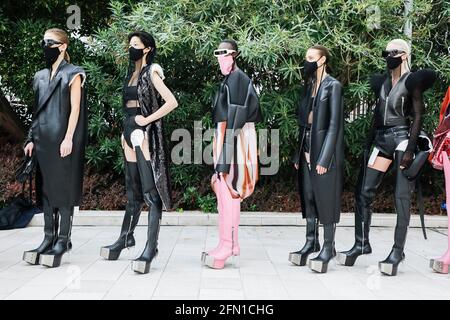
[25,60,87,208]
[294,75,344,224]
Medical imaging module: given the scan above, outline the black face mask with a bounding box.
[303,57,322,78]
[43,46,61,68]
[129,47,145,62]
[386,56,403,70]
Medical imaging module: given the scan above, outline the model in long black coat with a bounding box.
[23,59,87,268]
[290,74,344,274]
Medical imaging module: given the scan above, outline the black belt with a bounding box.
[375,126,409,134]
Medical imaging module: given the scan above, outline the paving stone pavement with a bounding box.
[0,226,449,300]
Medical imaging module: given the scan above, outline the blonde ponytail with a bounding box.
[64,51,71,63]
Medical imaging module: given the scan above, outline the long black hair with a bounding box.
[123,31,157,106]
[127,30,157,65]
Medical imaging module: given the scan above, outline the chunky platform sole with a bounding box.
[336,251,371,267]
[23,251,41,265]
[289,252,310,266]
[132,260,151,274]
[308,259,331,273]
[432,260,449,274]
[202,249,240,265]
[429,258,435,269]
[204,255,240,269]
[378,261,403,276]
[100,246,135,261]
[39,251,70,268]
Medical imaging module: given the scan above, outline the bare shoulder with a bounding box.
[150,63,165,81]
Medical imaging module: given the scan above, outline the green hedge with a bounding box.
[1,0,449,210]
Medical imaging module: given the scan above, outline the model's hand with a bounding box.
[316,165,327,175]
[135,115,149,126]
[60,138,73,157]
[24,142,34,156]
[294,163,299,170]
[400,150,414,170]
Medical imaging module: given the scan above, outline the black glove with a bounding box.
[400,150,414,169]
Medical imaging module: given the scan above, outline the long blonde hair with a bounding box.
[386,39,411,72]
[44,28,71,63]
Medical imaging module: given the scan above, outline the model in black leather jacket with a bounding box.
[289,45,344,274]
[337,39,437,276]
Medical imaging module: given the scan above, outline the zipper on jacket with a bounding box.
[384,96,389,126]
[299,126,306,165]
[401,96,405,117]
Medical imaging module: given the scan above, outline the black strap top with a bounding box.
[124,85,138,102]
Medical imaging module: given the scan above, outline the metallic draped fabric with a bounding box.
[136,63,172,210]
[211,68,262,200]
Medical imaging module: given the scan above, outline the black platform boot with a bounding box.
[378,221,407,276]
[289,217,320,266]
[336,212,372,266]
[309,224,336,273]
[132,148,163,274]
[132,193,162,274]
[23,200,58,265]
[101,162,143,260]
[379,151,412,276]
[379,198,410,276]
[40,207,74,268]
[337,166,384,266]
[101,201,142,260]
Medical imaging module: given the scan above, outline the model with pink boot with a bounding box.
[430,86,450,274]
[201,39,262,269]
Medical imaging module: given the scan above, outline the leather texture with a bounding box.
[295,75,344,225]
[27,60,87,207]
[212,68,262,174]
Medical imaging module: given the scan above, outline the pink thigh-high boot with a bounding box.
[432,152,450,273]
[204,177,241,269]
[201,179,225,262]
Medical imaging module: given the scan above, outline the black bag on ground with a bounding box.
[0,155,40,230]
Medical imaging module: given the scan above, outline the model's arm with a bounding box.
[401,69,437,169]
[24,74,39,156]
[136,71,178,126]
[316,81,343,172]
[60,74,82,157]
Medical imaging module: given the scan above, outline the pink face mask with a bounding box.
[218,55,235,75]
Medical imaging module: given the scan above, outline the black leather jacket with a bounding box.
[375,72,411,127]
[212,68,262,173]
[294,75,344,170]
[366,69,437,157]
